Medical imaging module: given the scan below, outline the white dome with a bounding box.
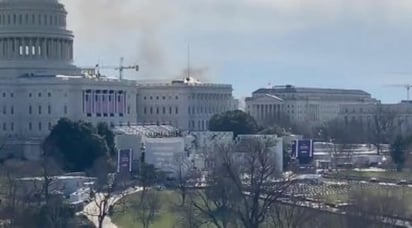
[0,0,80,77]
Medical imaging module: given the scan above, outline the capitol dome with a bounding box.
[0,0,80,77]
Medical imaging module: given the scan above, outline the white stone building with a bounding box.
[0,0,138,158]
[337,101,412,135]
[246,85,376,127]
[0,0,235,159]
[136,77,235,131]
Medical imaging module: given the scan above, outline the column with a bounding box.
[69,40,73,60]
[16,38,21,58]
[42,38,47,58]
[35,38,39,58]
[50,39,55,58]
[0,39,3,58]
[56,39,61,59]
[28,38,33,57]
[61,40,66,60]
[13,38,17,57]
[7,38,11,59]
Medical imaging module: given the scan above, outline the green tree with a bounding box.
[209,110,258,137]
[97,122,116,157]
[390,136,407,172]
[43,118,110,172]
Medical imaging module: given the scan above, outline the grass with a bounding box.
[112,191,185,228]
[336,170,412,180]
[112,186,412,228]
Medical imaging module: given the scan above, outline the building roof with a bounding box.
[245,93,283,102]
[253,85,370,96]
[113,125,181,138]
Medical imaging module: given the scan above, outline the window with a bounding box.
[2,93,5,97]
[10,106,13,115]
[48,105,51,114]
[10,93,13,97]
[29,93,32,97]
[156,107,159,114]
[169,107,172,114]
[29,122,32,131]
[10,122,14,131]
[127,106,130,114]
[48,92,51,97]
[162,107,166,114]
[144,107,147,114]
[162,96,166,100]
[156,96,159,100]
[38,106,42,114]
[2,106,5,115]
[64,105,67,114]
[38,122,42,131]
[48,122,52,130]
[150,107,153,114]
[144,96,147,100]
[150,96,153,100]
[175,107,179,114]
[38,92,41,97]
[176,96,179,100]
[29,105,32,114]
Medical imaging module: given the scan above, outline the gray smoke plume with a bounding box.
[181,67,213,82]
[62,0,179,78]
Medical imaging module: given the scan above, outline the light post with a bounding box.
[140,142,146,175]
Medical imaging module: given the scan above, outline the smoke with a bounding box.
[181,67,213,82]
[61,0,178,78]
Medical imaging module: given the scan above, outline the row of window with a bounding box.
[143,106,179,115]
[188,106,227,115]
[142,94,231,101]
[0,13,65,27]
[27,122,53,131]
[188,94,231,100]
[189,119,209,131]
[29,92,52,98]
[144,96,179,101]
[28,105,67,115]
[1,92,13,98]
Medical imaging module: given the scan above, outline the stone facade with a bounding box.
[246,85,376,127]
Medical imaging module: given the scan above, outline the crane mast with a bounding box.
[82,57,139,80]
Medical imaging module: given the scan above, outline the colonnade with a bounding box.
[0,37,73,60]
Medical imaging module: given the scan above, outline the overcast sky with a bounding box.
[61,0,412,103]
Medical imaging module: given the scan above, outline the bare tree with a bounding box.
[132,189,161,228]
[268,199,320,228]
[83,157,121,228]
[174,153,200,206]
[370,104,397,155]
[191,137,294,228]
[173,201,206,228]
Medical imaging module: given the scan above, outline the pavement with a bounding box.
[82,186,143,228]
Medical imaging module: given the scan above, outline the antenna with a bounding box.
[119,57,124,80]
[187,44,191,78]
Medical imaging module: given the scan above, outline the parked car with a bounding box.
[397,180,408,185]
[369,177,379,183]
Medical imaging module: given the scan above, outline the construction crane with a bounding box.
[82,57,139,80]
[386,83,412,100]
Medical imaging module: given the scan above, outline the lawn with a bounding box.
[111,191,181,228]
[335,170,412,181]
[112,186,412,228]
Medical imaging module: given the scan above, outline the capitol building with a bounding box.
[0,0,235,159]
